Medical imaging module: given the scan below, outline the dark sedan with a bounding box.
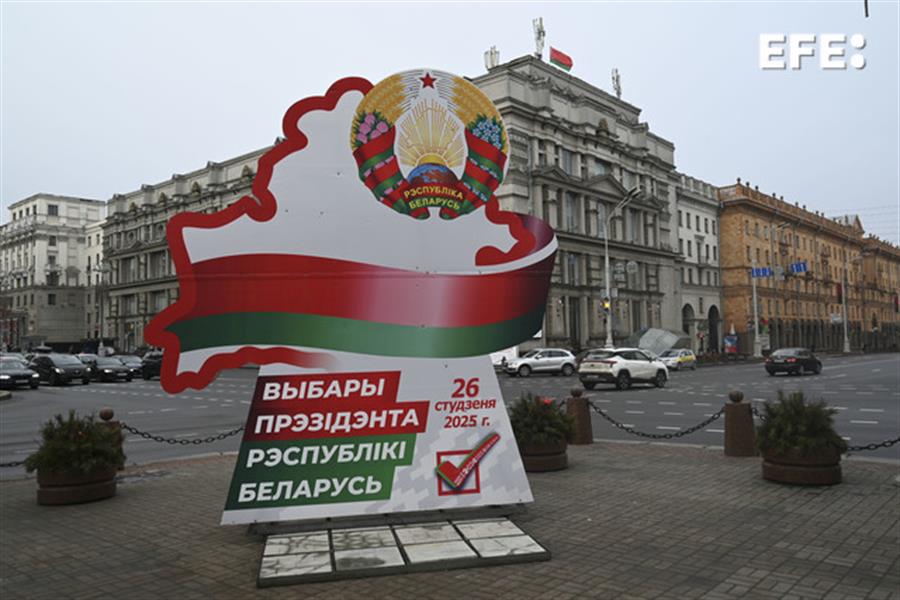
[0,357,40,389]
[142,351,163,380]
[29,354,91,386]
[765,348,822,376]
[92,357,134,382]
[115,355,143,377]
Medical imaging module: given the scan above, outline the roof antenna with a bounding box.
[612,68,622,99]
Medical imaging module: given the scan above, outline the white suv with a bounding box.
[578,348,668,390]
[504,348,576,378]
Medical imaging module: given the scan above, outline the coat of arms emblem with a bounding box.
[351,70,508,220]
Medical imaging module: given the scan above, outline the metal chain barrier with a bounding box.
[0,460,25,468]
[751,404,897,453]
[120,422,244,445]
[846,436,900,453]
[588,400,723,440]
[751,405,767,421]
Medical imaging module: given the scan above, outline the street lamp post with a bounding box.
[604,187,640,348]
[841,252,867,354]
[90,262,111,353]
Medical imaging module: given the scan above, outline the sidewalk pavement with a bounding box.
[1,442,898,600]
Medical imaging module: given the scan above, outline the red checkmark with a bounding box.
[436,432,500,489]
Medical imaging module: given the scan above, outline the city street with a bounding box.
[1,353,897,480]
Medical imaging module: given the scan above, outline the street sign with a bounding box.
[751,266,773,278]
[789,261,808,274]
[830,313,843,324]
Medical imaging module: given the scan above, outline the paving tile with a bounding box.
[263,532,330,556]
[403,540,477,564]
[333,546,404,571]
[454,519,525,539]
[469,535,545,557]
[331,528,396,551]
[394,523,461,545]
[259,553,331,579]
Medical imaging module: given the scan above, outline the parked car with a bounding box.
[578,348,668,390]
[0,357,40,389]
[28,354,90,386]
[1,352,28,363]
[659,349,697,371]
[92,357,134,382]
[765,348,822,376]
[504,348,576,378]
[115,355,143,377]
[142,351,164,380]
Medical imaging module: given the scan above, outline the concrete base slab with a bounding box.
[257,517,550,587]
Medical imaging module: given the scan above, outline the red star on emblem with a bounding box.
[420,72,436,88]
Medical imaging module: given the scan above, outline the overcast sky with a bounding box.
[2,1,898,243]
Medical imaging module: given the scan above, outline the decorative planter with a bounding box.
[36,467,117,505]
[520,438,568,472]
[761,446,842,486]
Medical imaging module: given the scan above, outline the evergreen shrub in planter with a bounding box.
[25,410,125,505]
[756,391,846,485]
[509,393,575,472]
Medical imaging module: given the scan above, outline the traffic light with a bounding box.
[601,297,611,313]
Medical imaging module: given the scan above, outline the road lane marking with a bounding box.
[240,400,251,405]
[857,392,874,395]
[850,420,878,425]
[625,410,645,415]
[622,424,634,428]
[871,368,881,372]
[656,426,680,431]
[160,408,177,412]
[706,429,724,433]
[859,408,884,413]
[842,436,851,441]
[128,411,147,415]
[658,401,676,405]
[194,405,208,409]
[663,412,684,416]
[693,402,712,407]
[625,400,643,404]
[834,407,848,411]
[593,399,611,403]
[174,433,199,438]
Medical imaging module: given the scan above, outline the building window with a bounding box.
[744,220,749,235]
[705,244,710,260]
[688,268,694,284]
[756,248,761,263]
[48,293,57,306]
[696,215,700,230]
[679,239,684,254]
[564,192,578,232]
[48,235,57,247]
[596,203,607,239]
[687,240,693,257]
[686,213,691,230]
[561,148,574,175]
[678,210,683,227]
[746,246,751,261]
[704,218,709,233]
[712,220,717,235]
[566,253,580,285]
[537,141,546,166]
[47,204,58,216]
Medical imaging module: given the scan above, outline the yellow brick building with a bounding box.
[718,182,899,353]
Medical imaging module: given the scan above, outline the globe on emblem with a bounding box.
[407,163,459,189]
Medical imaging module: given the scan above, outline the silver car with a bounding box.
[504,348,576,378]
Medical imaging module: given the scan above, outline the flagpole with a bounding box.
[751,259,762,358]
